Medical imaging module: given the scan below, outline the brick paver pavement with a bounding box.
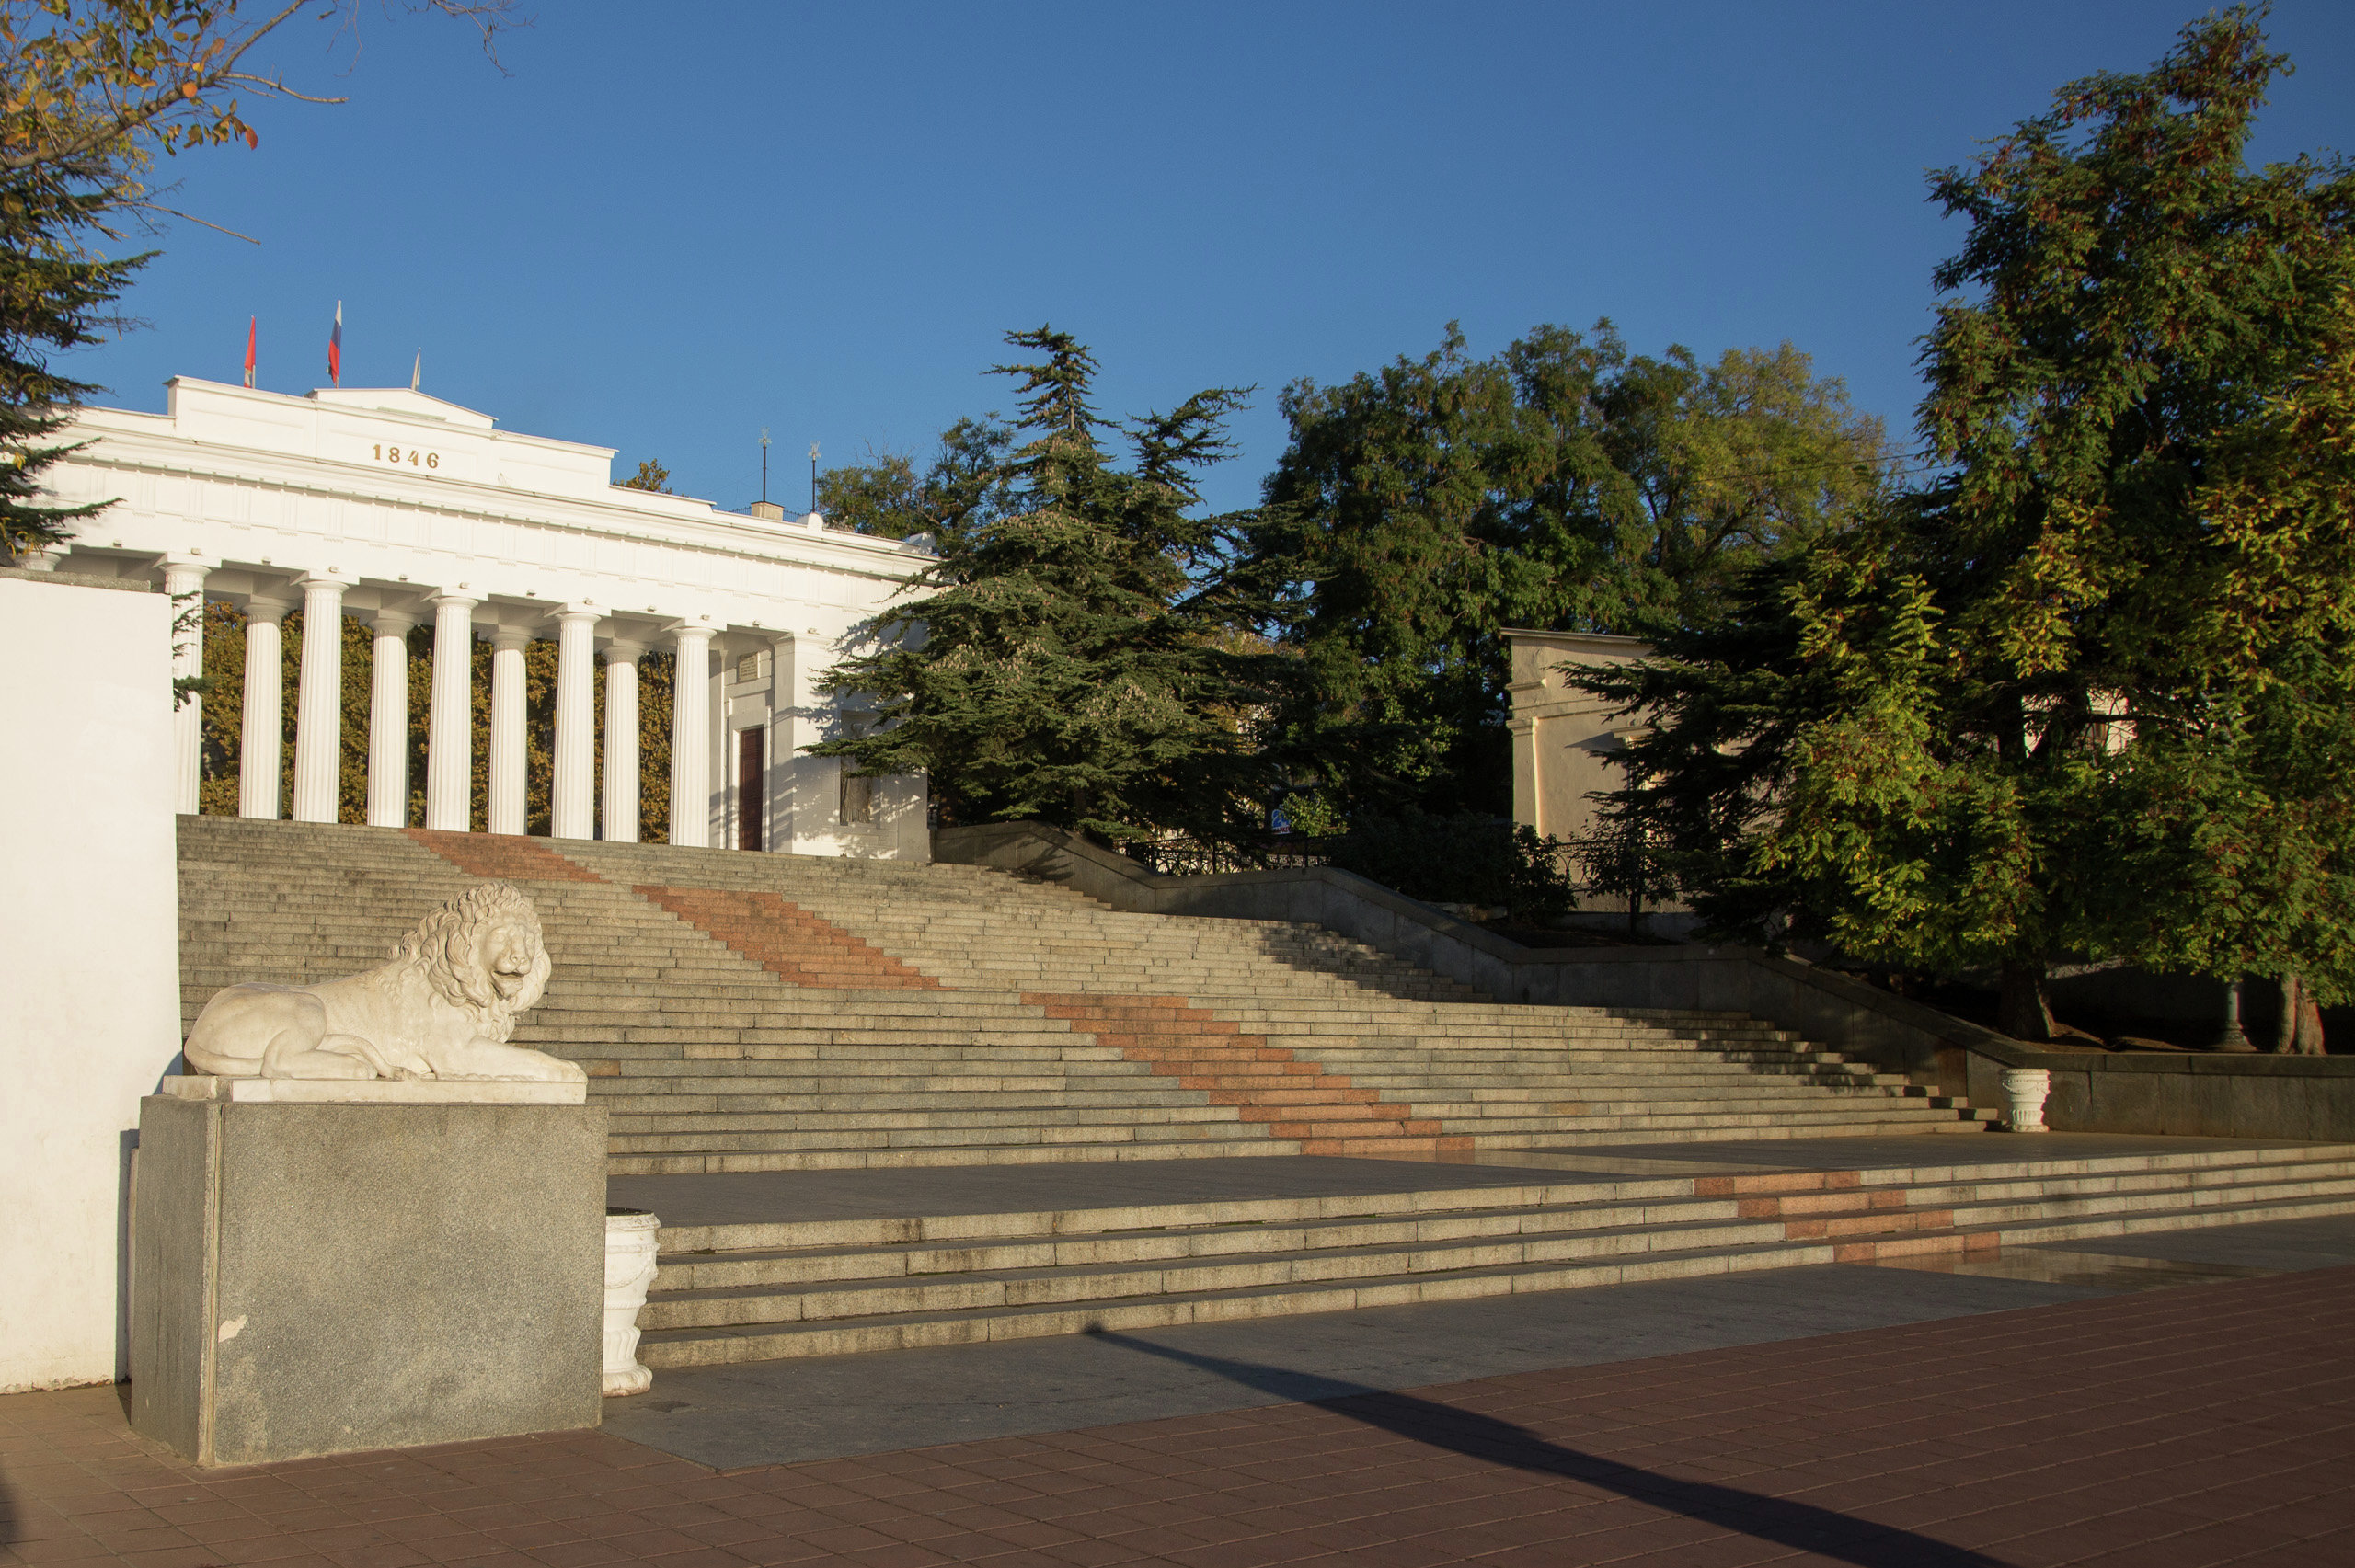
[6,1266,2350,1568]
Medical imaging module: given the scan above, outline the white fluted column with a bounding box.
[366,611,416,827]
[424,591,479,831]
[603,637,644,844]
[669,624,712,848]
[291,574,348,824]
[551,607,600,841]
[488,627,530,837]
[238,596,292,819]
[163,556,210,815]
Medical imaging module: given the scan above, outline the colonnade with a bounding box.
[169,560,718,844]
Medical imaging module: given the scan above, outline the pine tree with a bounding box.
[815,419,1016,543]
[814,326,1276,841]
[0,158,144,562]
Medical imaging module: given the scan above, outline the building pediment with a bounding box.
[304,385,499,429]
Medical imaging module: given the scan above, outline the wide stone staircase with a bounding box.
[632,1142,2355,1368]
[555,836,1999,1158]
[177,817,1990,1176]
[174,816,2355,1368]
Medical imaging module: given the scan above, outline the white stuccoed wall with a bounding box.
[0,570,182,1391]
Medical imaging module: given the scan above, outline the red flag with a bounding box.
[327,301,341,386]
[243,316,256,388]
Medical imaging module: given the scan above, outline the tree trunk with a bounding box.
[2271,974,2327,1056]
[2267,974,2294,1054]
[1997,958,2055,1043]
[2295,990,2327,1056]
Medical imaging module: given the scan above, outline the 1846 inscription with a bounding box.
[372,443,441,470]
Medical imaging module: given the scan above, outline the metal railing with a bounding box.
[1120,835,1334,878]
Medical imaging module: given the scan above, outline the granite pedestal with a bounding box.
[130,1093,608,1465]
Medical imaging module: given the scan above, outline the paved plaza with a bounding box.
[7,1211,2352,1568]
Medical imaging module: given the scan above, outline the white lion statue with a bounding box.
[183,882,583,1083]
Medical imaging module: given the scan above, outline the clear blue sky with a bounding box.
[76,1,2355,517]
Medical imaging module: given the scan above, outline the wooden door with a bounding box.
[738,727,764,852]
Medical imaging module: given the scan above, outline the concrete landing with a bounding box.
[606,1152,1606,1229]
[1419,1130,2330,1174]
[606,1134,2333,1228]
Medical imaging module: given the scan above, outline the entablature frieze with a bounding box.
[42,381,933,674]
[52,438,926,591]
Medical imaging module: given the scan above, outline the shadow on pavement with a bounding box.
[1090,1330,2004,1568]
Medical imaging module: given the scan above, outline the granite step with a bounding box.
[177,815,1997,1167]
[630,1146,2355,1365]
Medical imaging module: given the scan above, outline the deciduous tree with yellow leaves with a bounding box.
[1580,8,2355,1046]
[0,1,516,562]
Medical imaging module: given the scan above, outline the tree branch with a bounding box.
[121,200,258,243]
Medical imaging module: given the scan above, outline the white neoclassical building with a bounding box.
[34,377,931,858]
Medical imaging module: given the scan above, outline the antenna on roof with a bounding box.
[759,428,770,505]
[410,349,421,392]
[810,441,820,515]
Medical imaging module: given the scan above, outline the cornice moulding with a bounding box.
[57,441,921,587]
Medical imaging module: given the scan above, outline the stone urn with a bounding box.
[603,1207,661,1396]
[2001,1067,2052,1133]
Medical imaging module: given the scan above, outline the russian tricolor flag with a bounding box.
[327,301,341,387]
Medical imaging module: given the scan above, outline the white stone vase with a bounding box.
[2001,1067,2052,1133]
[603,1207,661,1396]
